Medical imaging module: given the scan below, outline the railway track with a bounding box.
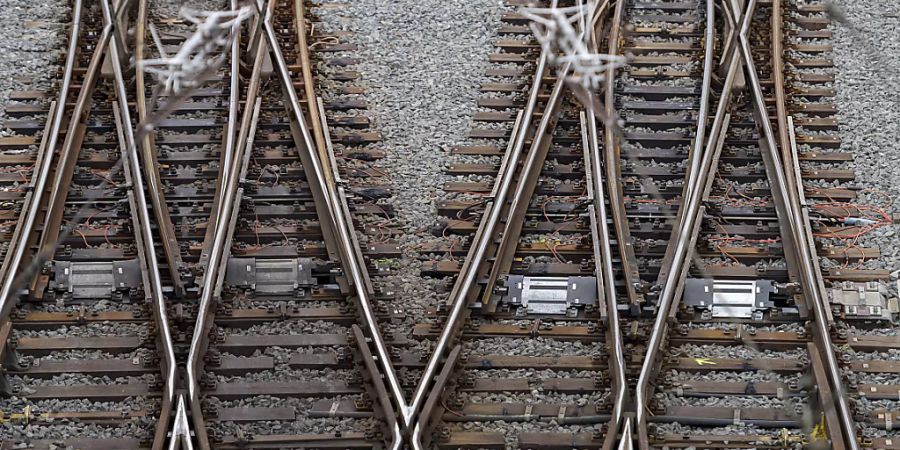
[0,0,400,448]
[414,1,620,447]
[632,1,839,448]
[417,0,895,449]
[182,0,398,447]
[0,0,895,448]
[0,0,170,446]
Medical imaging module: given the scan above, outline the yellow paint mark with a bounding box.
[811,414,828,442]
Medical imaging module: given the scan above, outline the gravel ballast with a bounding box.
[312,0,507,327]
[830,0,900,272]
[0,1,67,126]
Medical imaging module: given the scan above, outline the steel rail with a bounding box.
[655,0,716,289]
[34,6,113,274]
[252,0,409,427]
[294,0,333,189]
[0,0,82,319]
[99,0,179,441]
[134,0,187,297]
[731,1,803,284]
[222,1,241,192]
[603,0,643,307]
[409,113,524,450]
[193,4,243,286]
[200,0,242,257]
[768,0,830,318]
[406,43,552,435]
[182,4,400,446]
[180,1,249,447]
[96,0,181,448]
[583,111,630,450]
[411,110,525,450]
[322,100,403,450]
[481,0,608,309]
[0,101,55,291]
[699,2,743,204]
[718,0,738,69]
[771,0,800,211]
[617,418,633,450]
[631,1,731,447]
[412,3,628,442]
[579,0,629,446]
[734,2,858,446]
[110,103,173,450]
[681,0,716,210]
[480,63,570,307]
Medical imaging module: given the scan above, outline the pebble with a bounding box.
[0,0,67,126]
[672,344,809,361]
[829,0,900,271]
[312,0,509,338]
[464,337,606,358]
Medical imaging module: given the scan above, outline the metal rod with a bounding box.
[736,6,857,445]
[254,0,409,424]
[407,46,552,429]
[0,0,82,320]
[101,0,177,413]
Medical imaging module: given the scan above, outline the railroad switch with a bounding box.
[683,279,777,320]
[225,257,316,295]
[50,259,142,300]
[828,281,895,321]
[496,275,598,316]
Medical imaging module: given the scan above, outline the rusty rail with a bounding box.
[734,1,857,446]
[104,0,178,447]
[0,0,83,320]
[632,1,716,447]
[134,0,187,297]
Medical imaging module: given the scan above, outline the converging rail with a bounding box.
[0,0,400,448]
[177,0,400,447]
[0,0,175,447]
[0,0,895,448]
[418,0,893,448]
[631,0,857,448]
